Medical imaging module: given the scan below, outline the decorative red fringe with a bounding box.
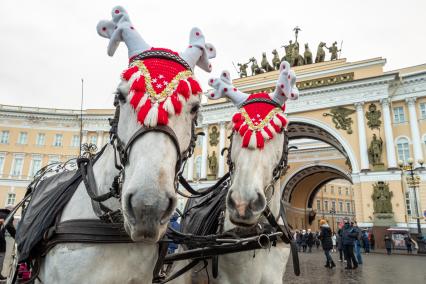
[130,91,144,109]
[239,124,248,136]
[263,127,273,139]
[171,94,182,114]
[233,120,243,132]
[130,76,146,92]
[270,120,281,133]
[255,131,264,149]
[158,102,169,125]
[276,114,288,128]
[122,66,139,81]
[232,113,242,123]
[187,77,202,95]
[242,130,252,148]
[281,104,286,112]
[137,100,152,123]
[177,80,190,99]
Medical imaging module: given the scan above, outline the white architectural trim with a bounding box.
[394,135,411,145]
[288,116,360,173]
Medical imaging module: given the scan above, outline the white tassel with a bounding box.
[135,94,148,112]
[128,90,136,102]
[128,70,142,86]
[261,128,270,140]
[144,102,159,127]
[248,131,257,149]
[273,116,282,128]
[163,97,175,115]
[268,124,276,135]
[178,94,186,104]
[184,79,192,95]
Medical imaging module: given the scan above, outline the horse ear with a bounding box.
[269,61,299,105]
[206,71,248,107]
[180,27,215,72]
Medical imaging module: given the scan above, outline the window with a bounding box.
[30,156,42,177]
[339,201,343,212]
[421,103,426,119]
[338,188,342,195]
[405,191,412,215]
[316,200,321,211]
[71,135,80,147]
[331,187,334,194]
[11,156,24,177]
[346,202,351,213]
[324,200,329,211]
[36,133,45,146]
[393,106,405,123]
[0,155,5,175]
[18,132,28,144]
[53,134,63,147]
[48,155,60,165]
[7,193,16,206]
[332,201,336,211]
[0,131,9,144]
[345,188,349,196]
[396,137,410,162]
[324,187,327,193]
[90,135,97,145]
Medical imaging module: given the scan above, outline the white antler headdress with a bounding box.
[180,27,216,72]
[206,61,299,149]
[97,6,150,58]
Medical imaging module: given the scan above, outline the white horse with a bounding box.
[172,61,299,284]
[35,6,216,283]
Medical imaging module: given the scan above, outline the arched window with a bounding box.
[396,137,410,162]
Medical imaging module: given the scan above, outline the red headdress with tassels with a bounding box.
[207,61,299,149]
[96,6,216,127]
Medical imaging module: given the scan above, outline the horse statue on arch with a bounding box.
[9,6,216,283]
[173,61,299,284]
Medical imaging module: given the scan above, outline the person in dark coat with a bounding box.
[404,235,413,254]
[337,229,344,261]
[0,208,16,280]
[318,219,335,268]
[342,218,358,269]
[296,231,302,252]
[301,230,308,252]
[362,230,370,253]
[168,213,180,254]
[384,235,393,255]
[307,229,314,253]
[315,232,321,249]
[369,233,375,250]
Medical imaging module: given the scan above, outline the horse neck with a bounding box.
[61,144,120,221]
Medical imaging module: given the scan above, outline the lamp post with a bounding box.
[330,208,336,233]
[399,158,426,254]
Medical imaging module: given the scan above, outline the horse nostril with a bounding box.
[125,194,136,225]
[249,192,266,213]
[160,197,176,225]
[227,190,237,209]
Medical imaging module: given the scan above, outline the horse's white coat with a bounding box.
[38,85,200,283]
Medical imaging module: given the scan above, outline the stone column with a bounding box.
[218,122,226,177]
[187,155,194,181]
[97,131,104,149]
[201,125,208,179]
[355,102,370,171]
[381,99,397,169]
[406,97,424,167]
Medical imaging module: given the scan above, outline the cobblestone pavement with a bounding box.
[283,248,426,284]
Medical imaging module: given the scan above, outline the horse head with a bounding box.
[207,61,298,226]
[97,6,215,242]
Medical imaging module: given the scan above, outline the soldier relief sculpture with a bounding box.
[236,27,342,77]
[372,181,393,214]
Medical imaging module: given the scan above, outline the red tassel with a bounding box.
[276,114,288,128]
[187,77,202,95]
[263,126,273,139]
[242,130,252,148]
[232,113,243,123]
[157,103,169,125]
[256,131,264,149]
[270,120,281,133]
[171,94,182,114]
[137,100,151,124]
[130,91,144,109]
[233,120,243,131]
[281,104,286,112]
[238,124,248,136]
[130,76,145,92]
[176,80,190,99]
[122,66,139,81]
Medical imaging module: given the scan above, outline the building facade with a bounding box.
[1,57,426,236]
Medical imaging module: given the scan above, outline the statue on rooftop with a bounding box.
[249,57,264,75]
[327,41,341,61]
[237,62,249,78]
[261,52,274,72]
[304,43,313,65]
[272,49,281,70]
[315,42,326,63]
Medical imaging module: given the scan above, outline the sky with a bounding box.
[1,0,426,110]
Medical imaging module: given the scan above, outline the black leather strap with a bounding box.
[178,172,230,197]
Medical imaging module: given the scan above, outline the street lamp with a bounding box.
[399,158,426,254]
[329,209,336,233]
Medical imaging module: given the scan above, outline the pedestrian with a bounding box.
[318,219,336,269]
[315,232,321,250]
[296,230,302,252]
[301,229,308,252]
[342,218,358,269]
[352,221,363,265]
[362,230,370,253]
[0,207,16,280]
[370,233,375,250]
[307,229,314,253]
[167,213,180,254]
[337,229,344,261]
[404,235,413,254]
[384,235,393,255]
[331,232,337,252]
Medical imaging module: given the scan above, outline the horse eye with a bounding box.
[190,104,200,114]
